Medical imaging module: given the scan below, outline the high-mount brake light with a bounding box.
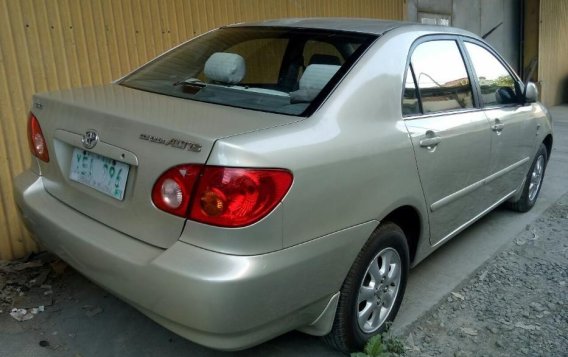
[27,112,49,162]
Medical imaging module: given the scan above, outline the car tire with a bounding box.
[323,222,409,353]
[508,143,548,213]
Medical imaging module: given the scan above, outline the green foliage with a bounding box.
[350,333,405,357]
[494,75,514,88]
[383,335,404,355]
[480,75,515,94]
[364,335,388,356]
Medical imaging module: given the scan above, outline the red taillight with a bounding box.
[152,165,293,227]
[27,112,49,162]
[151,165,203,217]
[190,167,293,227]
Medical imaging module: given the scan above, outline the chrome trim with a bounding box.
[433,189,517,248]
[403,107,484,121]
[431,157,529,212]
[81,130,99,149]
[139,133,202,153]
[55,129,139,166]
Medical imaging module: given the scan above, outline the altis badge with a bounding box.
[139,134,202,153]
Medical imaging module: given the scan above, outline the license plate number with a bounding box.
[69,148,130,200]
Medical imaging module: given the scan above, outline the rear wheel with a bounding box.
[508,143,548,212]
[323,222,409,353]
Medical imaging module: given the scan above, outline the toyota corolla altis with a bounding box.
[14,18,552,352]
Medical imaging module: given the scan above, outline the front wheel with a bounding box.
[323,222,409,353]
[508,143,548,212]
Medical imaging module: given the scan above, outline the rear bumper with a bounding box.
[13,170,375,350]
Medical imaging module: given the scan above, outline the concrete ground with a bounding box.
[1,106,567,357]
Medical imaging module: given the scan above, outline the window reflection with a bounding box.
[411,40,474,113]
[465,42,518,106]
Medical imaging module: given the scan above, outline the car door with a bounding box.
[403,38,493,246]
[463,40,537,198]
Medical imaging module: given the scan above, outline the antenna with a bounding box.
[482,22,503,39]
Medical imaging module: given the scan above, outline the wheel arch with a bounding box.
[381,205,422,265]
[543,134,553,160]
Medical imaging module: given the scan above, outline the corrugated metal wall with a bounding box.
[523,0,539,83]
[539,0,568,106]
[0,0,405,260]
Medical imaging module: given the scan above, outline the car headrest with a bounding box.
[204,52,246,84]
[299,64,341,91]
[309,54,342,66]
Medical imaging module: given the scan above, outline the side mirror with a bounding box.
[525,82,539,103]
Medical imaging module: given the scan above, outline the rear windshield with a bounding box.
[120,27,376,116]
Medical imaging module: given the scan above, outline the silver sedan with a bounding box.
[14,18,552,352]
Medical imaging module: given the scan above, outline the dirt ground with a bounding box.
[402,193,568,357]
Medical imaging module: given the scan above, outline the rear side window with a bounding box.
[464,42,519,106]
[403,66,420,115]
[407,40,474,114]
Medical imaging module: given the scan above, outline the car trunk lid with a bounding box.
[32,84,300,248]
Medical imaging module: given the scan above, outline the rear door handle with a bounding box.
[491,119,504,132]
[419,135,441,148]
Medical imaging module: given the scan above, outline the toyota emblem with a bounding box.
[82,130,99,149]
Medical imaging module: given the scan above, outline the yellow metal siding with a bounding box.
[0,0,404,260]
[523,0,539,82]
[539,0,568,106]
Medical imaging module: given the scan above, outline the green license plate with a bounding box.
[69,148,130,200]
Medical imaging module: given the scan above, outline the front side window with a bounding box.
[465,42,519,106]
[410,40,474,114]
[120,27,375,116]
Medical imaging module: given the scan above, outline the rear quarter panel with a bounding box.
[207,30,430,252]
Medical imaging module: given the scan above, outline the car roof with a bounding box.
[225,17,477,38]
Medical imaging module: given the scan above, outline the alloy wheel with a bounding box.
[356,247,402,333]
[528,155,545,202]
